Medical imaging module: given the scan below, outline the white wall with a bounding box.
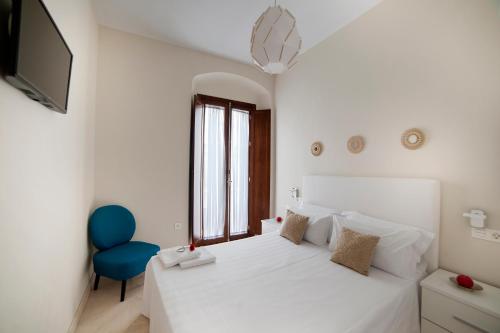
[95,27,274,249]
[0,0,98,332]
[275,0,500,286]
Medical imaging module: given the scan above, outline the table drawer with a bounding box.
[422,318,450,333]
[422,288,500,333]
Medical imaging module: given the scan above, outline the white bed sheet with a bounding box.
[143,233,421,333]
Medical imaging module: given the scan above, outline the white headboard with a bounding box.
[302,175,441,271]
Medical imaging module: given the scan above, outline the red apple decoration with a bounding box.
[276,216,283,223]
[456,274,474,289]
[189,243,196,252]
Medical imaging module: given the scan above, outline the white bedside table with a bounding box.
[261,218,281,234]
[420,269,500,333]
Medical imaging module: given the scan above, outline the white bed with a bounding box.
[143,176,440,333]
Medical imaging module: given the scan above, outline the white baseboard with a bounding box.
[67,273,94,333]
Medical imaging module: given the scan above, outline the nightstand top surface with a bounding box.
[421,269,500,319]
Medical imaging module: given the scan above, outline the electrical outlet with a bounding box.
[174,223,182,231]
[471,228,500,243]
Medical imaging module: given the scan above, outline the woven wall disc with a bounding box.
[401,128,425,150]
[311,142,322,156]
[347,136,365,154]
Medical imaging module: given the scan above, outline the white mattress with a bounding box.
[143,232,421,333]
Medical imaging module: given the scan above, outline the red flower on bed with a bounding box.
[276,216,283,223]
[189,243,196,252]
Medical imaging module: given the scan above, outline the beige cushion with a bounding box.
[331,227,380,275]
[280,210,309,244]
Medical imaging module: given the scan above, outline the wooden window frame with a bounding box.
[189,94,256,246]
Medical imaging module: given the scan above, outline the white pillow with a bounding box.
[303,216,332,246]
[329,213,434,279]
[286,204,337,246]
[342,211,434,259]
[298,203,340,243]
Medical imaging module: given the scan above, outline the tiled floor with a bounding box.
[75,275,149,333]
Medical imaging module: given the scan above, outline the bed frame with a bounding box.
[302,175,441,271]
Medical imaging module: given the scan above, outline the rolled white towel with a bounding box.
[157,247,201,268]
[179,247,216,269]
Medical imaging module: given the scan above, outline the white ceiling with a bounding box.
[93,0,382,64]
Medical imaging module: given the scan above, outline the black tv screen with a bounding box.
[6,0,73,113]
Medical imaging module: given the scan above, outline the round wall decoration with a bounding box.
[310,142,322,156]
[401,128,425,150]
[347,136,365,154]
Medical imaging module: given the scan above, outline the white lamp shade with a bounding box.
[251,6,301,74]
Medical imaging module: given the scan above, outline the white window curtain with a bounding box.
[230,110,249,235]
[202,105,226,239]
[192,105,203,240]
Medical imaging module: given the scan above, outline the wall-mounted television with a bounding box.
[6,0,73,114]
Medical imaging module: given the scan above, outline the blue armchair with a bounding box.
[89,205,160,302]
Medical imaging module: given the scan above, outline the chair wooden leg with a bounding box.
[120,280,127,302]
[93,274,100,291]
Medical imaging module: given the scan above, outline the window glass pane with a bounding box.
[192,105,203,239]
[202,105,226,239]
[230,109,249,235]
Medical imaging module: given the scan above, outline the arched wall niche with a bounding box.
[192,72,272,110]
[191,71,275,218]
